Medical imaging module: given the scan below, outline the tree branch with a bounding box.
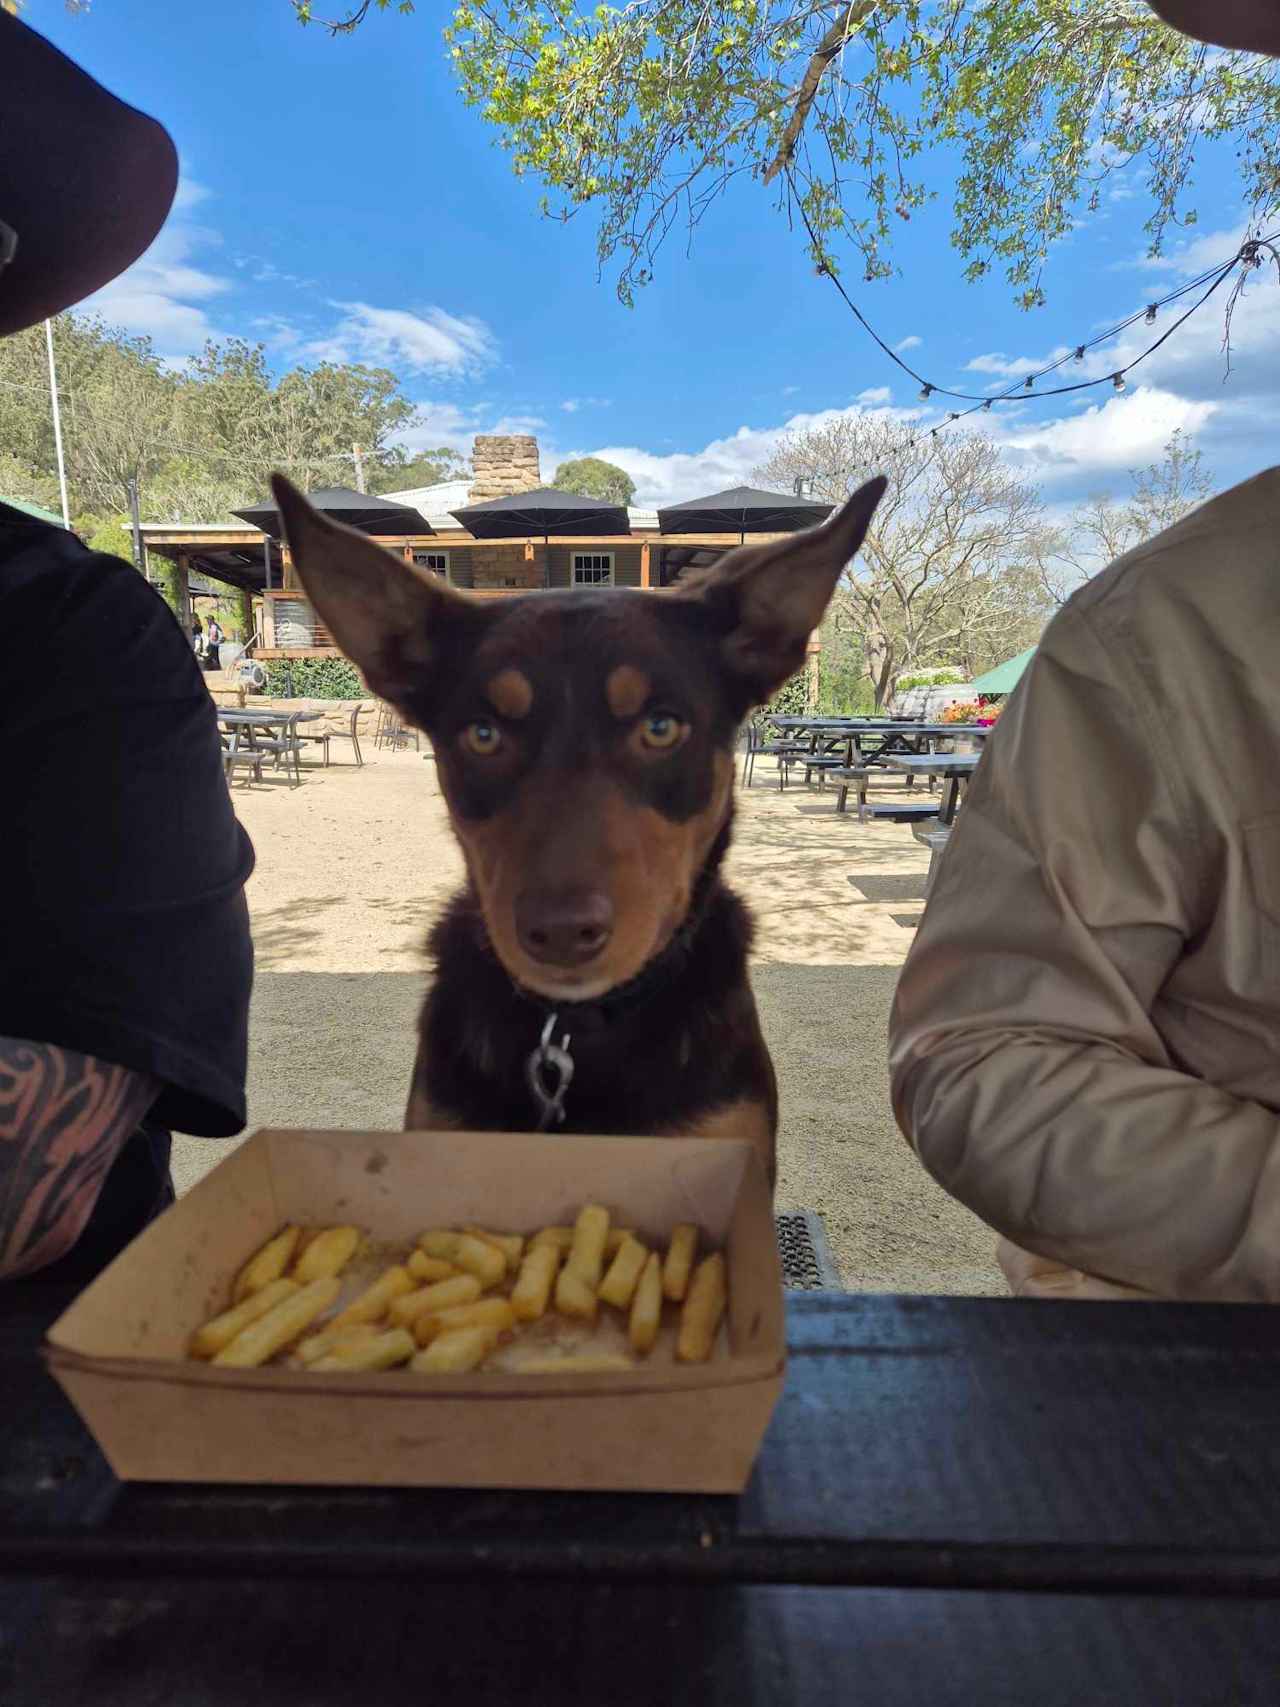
[762,1,877,185]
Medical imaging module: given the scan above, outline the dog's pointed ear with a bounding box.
[678,475,886,705]
[270,473,468,703]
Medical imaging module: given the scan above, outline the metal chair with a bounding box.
[742,721,812,789]
[375,702,419,752]
[301,704,368,768]
[244,711,306,787]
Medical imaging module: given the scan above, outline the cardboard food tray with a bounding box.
[44,1128,786,1493]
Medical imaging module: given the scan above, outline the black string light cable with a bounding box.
[788,175,1280,418]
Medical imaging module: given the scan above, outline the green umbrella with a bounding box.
[971,645,1037,696]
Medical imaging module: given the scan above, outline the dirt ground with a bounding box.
[172,739,1002,1295]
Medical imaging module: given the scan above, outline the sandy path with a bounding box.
[173,742,1000,1294]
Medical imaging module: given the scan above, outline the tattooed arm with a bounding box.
[0,1036,159,1279]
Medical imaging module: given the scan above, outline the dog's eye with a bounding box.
[639,711,685,751]
[463,720,503,756]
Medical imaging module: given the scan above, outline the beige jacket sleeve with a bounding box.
[889,602,1280,1302]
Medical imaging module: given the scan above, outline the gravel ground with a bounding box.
[173,741,1000,1294]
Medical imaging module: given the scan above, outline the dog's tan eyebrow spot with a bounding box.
[486,668,534,720]
[605,665,651,719]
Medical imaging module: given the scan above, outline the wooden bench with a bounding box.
[828,766,870,813]
[912,817,952,892]
[857,799,939,825]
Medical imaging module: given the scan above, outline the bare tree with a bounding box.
[1038,430,1216,604]
[755,416,1049,709]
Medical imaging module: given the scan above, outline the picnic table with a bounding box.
[879,749,982,825]
[4,1282,1280,1703]
[217,707,322,787]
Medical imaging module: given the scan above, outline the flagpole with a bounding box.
[44,318,71,528]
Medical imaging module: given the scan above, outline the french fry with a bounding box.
[292,1226,361,1284]
[411,1323,500,1374]
[676,1252,727,1363]
[388,1273,481,1327]
[531,1226,574,1252]
[515,1353,636,1374]
[567,1203,610,1287]
[532,1225,632,1255]
[662,1223,699,1303]
[629,1252,662,1355]
[598,1236,649,1311]
[412,1297,516,1348]
[297,1321,381,1365]
[329,1264,415,1330]
[213,1277,341,1368]
[232,1226,301,1302]
[191,1278,300,1359]
[511,1242,560,1322]
[310,1328,416,1373]
[407,1250,458,1284]
[464,1227,525,1271]
[554,1263,598,1322]
[417,1230,462,1261]
[449,1232,507,1290]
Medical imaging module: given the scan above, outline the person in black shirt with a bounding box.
[0,15,254,1282]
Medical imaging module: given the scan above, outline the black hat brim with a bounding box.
[0,15,178,337]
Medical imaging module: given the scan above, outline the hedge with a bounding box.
[263,657,365,699]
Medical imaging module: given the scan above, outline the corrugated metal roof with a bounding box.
[2,495,67,527]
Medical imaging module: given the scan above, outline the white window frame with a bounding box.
[412,549,451,582]
[572,551,615,587]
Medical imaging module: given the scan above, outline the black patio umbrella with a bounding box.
[656,485,834,541]
[233,485,433,538]
[450,487,630,539]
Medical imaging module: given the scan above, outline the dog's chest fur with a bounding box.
[414,878,777,1137]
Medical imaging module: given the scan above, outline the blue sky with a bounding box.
[27,0,1280,512]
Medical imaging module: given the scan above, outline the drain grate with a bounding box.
[775,1210,842,1290]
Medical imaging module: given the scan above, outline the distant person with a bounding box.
[891,0,1280,1304]
[0,14,254,1283]
[191,611,204,656]
[206,613,224,671]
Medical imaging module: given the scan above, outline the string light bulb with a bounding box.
[1023,374,1034,389]
[1145,304,1157,325]
[1112,373,1127,392]
[918,383,933,401]
[982,399,993,411]
[1074,346,1086,362]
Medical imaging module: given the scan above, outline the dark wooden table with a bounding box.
[5,1285,1280,1703]
[880,750,982,824]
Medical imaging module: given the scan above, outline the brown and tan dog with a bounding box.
[272,473,885,1183]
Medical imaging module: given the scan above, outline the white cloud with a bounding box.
[490,413,547,435]
[80,173,230,356]
[782,384,801,396]
[993,385,1217,479]
[966,346,1074,378]
[561,396,612,413]
[583,400,915,507]
[856,386,893,405]
[1120,223,1257,277]
[894,335,923,352]
[241,258,317,290]
[303,302,497,376]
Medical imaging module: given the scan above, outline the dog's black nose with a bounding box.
[516,888,614,967]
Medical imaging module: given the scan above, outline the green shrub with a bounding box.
[263,657,365,699]
[747,668,808,733]
[895,668,968,693]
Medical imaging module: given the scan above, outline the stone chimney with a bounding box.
[467,434,542,502]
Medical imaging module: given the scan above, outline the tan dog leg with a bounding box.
[662,1099,776,1190]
